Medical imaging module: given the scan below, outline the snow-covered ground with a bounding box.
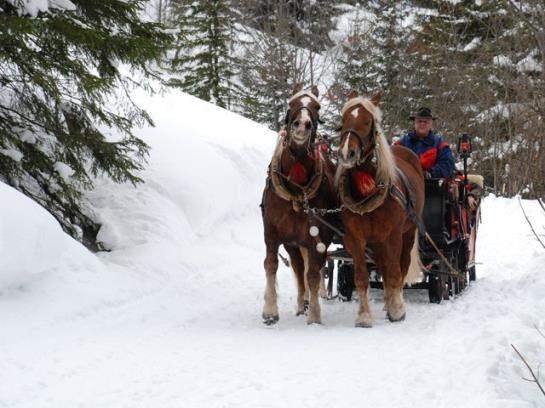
[1,90,545,408]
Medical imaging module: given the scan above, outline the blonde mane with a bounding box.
[340,97,397,185]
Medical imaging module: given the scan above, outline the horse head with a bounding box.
[337,90,381,168]
[283,83,321,154]
[336,91,396,190]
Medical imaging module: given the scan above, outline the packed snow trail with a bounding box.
[1,90,544,408]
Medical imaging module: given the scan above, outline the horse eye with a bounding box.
[293,120,299,127]
[305,122,312,129]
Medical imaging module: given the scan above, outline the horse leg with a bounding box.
[346,235,372,327]
[380,233,406,322]
[372,244,392,312]
[262,241,280,324]
[301,247,324,324]
[284,245,307,316]
[403,229,423,286]
[319,267,328,299]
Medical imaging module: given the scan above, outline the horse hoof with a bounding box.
[355,313,373,328]
[262,313,279,325]
[307,319,322,325]
[387,311,406,322]
[296,310,305,316]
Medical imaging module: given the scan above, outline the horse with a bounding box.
[260,84,337,325]
[335,91,425,327]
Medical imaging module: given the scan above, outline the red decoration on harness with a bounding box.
[459,142,470,152]
[288,162,308,185]
[419,148,437,170]
[354,170,377,197]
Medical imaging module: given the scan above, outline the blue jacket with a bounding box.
[395,130,455,178]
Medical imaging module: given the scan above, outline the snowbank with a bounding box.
[90,89,276,250]
[0,182,82,291]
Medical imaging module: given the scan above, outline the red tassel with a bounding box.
[354,171,377,196]
[288,162,308,185]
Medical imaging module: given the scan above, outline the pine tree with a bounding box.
[0,0,172,249]
[412,0,531,194]
[336,9,376,101]
[169,0,237,109]
[232,0,340,52]
[335,1,417,136]
[238,34,299,129]
[369,0,420,134]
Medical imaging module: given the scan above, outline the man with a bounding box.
[395,107,455,178]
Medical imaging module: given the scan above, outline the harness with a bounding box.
[263,96,325,213]
[267,142,324,212]
[337,113,425,233]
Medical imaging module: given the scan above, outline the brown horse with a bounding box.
[261,84,337,325]
[336,91,425,327]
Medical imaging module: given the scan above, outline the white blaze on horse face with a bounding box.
[340,134,350,161]
[292,97,313,144]
[301,96,311,107]
[351,107,360,119]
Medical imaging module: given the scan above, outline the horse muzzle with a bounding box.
[290,126,312,145]
[338,147,359,168]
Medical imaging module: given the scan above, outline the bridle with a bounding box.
[283,100,323,156]
[340,119,378,167]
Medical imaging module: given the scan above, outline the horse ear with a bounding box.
[348,89,358,99]
[311,85,319,97]
[292,83,303,95]
[370,92,382,106]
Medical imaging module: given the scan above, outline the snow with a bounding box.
[0,148,23,162]
[2,88,545,407]
[494,55,513,68]
[517,54,542,73]
[7,0,75,17]
[463,37,481,52]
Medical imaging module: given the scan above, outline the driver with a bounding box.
[394,107,455,178]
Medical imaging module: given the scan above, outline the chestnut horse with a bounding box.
[261,84,337,325]
[336,91,425,327]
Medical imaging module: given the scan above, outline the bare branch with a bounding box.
[518,197,545,250]
[536,324,545,340]
[511,344,545,397]
[538,198,545,215]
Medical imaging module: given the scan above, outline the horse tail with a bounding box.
[405,229,424,285]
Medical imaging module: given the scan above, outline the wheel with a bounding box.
[428,274,445,303]
[337,262,355,301]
